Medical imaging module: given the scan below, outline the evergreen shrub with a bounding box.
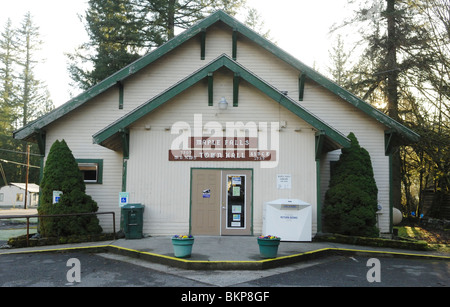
[38,140,102,237]
[323,133,379,237]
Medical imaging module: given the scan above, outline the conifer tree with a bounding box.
[323,133,379,237]
[16,12,53,127]
[68,0,248,90]
[0,14,51,185]
[38,140,102,237]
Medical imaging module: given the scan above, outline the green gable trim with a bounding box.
[93,54,350,149]
[211,12,420,143]
[14,10,418,145]
[14,12,223,141]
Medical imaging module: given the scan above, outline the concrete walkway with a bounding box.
[1,209,448,270]
[1,235,448,270]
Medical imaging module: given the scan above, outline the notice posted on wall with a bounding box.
[232,186,240,196]
[277,174,292,189]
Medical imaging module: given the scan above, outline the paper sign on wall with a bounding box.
[232,177,241,185]
[277,174,292,189]
[232,186,240,196]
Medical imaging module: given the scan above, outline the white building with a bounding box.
[13,11,419,238]
[0,183,40,208]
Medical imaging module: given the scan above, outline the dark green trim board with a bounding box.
[315,131,325,161]
[232,29,238,60]
[299,73,306,101]
[122,159,128,192]
[200,29,206,60]
[118,82,124,109]
[315,132,324,233]
[36,130,46,156]
[316,160,322,233]
[93,54,350,151]
[13,10,419,146]
[208,72,214,106]
[120,129,130,159]
[233,72,240,107]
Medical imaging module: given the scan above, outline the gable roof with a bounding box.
[13,10,419,144]
[10,183,40,193]
[93,54,350,152]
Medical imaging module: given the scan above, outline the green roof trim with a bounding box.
[14,10,419,144]
[93,54,350,150]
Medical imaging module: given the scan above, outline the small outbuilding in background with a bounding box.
[0,183,40,208]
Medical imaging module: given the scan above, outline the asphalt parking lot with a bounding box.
[0,251,448,288]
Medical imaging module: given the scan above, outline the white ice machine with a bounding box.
[262,199,312,242]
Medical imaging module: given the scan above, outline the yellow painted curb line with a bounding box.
[1,243,448,267]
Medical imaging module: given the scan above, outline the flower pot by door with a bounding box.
[257,238,280,258]
[172,238,194,258]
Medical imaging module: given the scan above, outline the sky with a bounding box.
[1,0,352,107]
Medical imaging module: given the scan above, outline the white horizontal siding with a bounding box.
[43,91,124,232]
[232,31,392,233]
[126,71,318,236]
[303,87,390,233]
[40,21,392,235]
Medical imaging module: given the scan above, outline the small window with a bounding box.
[0,193,4,202]
[77,159,103,184]
[16,193,23,202]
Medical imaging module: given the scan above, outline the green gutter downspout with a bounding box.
[120,129,130,192]
[315,131,325,233]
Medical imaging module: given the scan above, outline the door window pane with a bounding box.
[226,175,246,228]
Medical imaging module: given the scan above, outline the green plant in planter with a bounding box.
[257,235,281,258]
[323,133,379,238]
[172,235,194,240]
[38,139,102,237]
[172,235,195,258]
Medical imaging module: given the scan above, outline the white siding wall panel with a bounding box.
[234,34,391,233]
[41,21,393,235]
[43,92,124,232]
[126,73,318,236]
[303,86,391,233]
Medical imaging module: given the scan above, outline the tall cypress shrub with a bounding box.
[38,140,102,237]
[323,133,379,237]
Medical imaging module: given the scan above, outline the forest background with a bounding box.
[0,0,448,219]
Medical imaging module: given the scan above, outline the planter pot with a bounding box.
[172,238,194,258]
[257,238,281,258]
